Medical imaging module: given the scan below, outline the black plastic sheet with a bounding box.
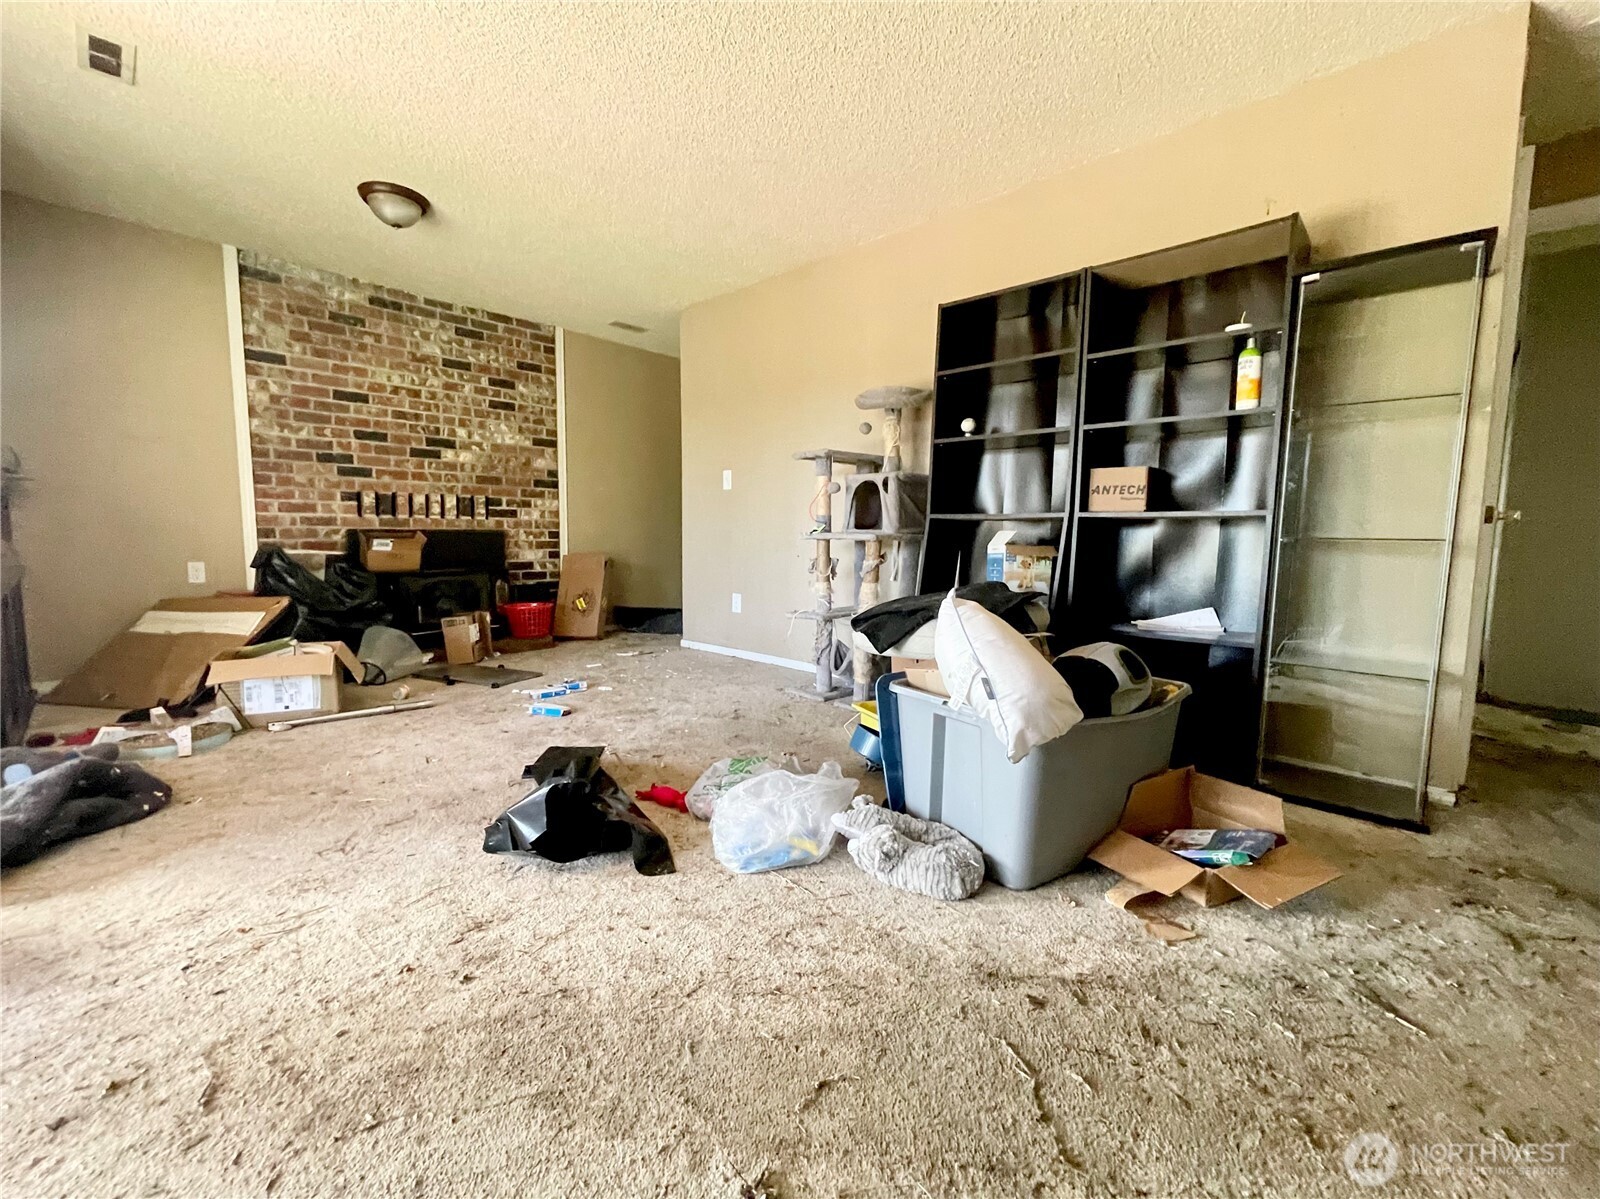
[483,746,675,876]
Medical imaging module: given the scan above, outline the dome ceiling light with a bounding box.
[357,180,431,229]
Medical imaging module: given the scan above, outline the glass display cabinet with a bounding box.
[1257,232,1491,827]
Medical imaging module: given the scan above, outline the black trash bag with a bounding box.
[483,746,675,876]
[1,745,173,869]
[251,545,395,646]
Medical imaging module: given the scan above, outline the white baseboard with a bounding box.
[680,639,813,674]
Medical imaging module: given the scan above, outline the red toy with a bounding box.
[634,784,687,812]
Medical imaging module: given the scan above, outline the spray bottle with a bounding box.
[1234,335,1262,410]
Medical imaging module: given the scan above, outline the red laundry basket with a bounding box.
[500,602,554,639]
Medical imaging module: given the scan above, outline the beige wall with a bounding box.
[1,193,245,684]
[560,330,682,608]
[680,11,1530,783]
[1482,242,1600,715]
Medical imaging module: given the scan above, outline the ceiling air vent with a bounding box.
[78,28,136,84]
[608,320,648,334]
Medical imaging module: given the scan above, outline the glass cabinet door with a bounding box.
[1257,234,1489,826]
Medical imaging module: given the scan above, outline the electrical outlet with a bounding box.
[731,592,742,614]
[187,561,206,584]
[722,469,733,491]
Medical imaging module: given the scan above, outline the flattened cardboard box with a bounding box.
[554,553,611,639]
[358,529,427,573]
[442,611,493,664]
[1087,767,1341,909]
[46,596,291,710]
[206,641,364,729]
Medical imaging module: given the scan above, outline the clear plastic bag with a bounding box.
[684,754,800,820]
[710,761,860,873]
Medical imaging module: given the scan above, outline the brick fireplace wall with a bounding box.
[236,251,560,585]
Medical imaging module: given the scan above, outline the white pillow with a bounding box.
[933,591,1083,763]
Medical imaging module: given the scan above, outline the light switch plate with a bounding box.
[722,469,733,490]
[187,561,207,584]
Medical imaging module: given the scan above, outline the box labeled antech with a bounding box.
[1087,767,1341,909]
[358,530,427,572]
[1087,466,1166,512]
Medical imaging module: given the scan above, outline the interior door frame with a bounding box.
[1477,187,1600,694]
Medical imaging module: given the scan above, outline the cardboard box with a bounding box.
[358,530,427,572]
[986,532,1056,595]
[1087,466,1166,512]
[442,611,493,664]
[46,596,291,710]
[206,640,363,729]
[890,655,948,698]
[554,553,611,639]
[1087,767,1341,909]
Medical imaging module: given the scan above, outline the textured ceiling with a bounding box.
[0,1,1557,353]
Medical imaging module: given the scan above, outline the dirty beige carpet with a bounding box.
[3,635,1596,1197]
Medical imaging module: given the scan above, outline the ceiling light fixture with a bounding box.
[357,180,431,229]
[608,320,649,334]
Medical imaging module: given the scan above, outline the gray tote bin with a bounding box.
[890,679,1190,890]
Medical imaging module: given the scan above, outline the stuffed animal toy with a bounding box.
[831,798,984,901]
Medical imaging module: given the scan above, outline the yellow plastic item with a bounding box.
[852,700,880,733]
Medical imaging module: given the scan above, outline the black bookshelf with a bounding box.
[920,271,1086,601]
[917,218,1309,783]
[1063,216,1309,782]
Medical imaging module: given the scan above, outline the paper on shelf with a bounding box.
[1132,607,1225,633]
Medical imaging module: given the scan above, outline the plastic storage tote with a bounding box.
[889,679,1190,889]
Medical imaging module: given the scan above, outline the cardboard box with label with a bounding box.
[1087,767,1341,909]
[206,641,363,729]
[46,596,291,710]
[554,553,611,639]
[442,611,494,664]
[985,532,1057,595]
[358,530,427,573]
[1087,466,1167,512]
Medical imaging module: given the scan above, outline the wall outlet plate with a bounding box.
[187,561,206,584]
[731,593,742,613]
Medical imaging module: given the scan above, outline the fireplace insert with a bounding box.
[341,529,510,637]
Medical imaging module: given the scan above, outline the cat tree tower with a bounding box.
[791,386,930,702]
